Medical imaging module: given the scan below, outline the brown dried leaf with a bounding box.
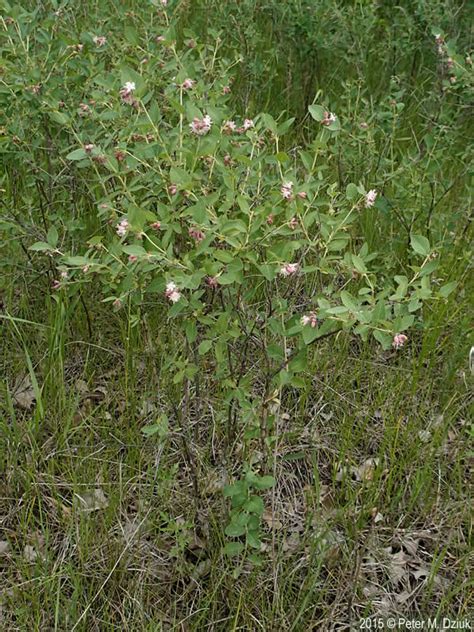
[75,488,109,513]
[13,375,35,410]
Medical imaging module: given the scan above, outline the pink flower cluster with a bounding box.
[392,333,408,349]
[289,216,299,230]
[279,262,299,277]
[181,78,195,90]
[281,181,293,200]
[116,218,129,237]
[119,82,138,107]
[93,35,107,47]
[301,312,318,328]
[221,119,254,134]
[365,189,377,208]
[190,115,212,136]
[321,111,337,126]
[189,227,205,242]
[165,281,181,303]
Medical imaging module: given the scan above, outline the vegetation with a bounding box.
[0,0,472,629]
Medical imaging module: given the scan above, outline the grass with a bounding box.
[1,0,473,630]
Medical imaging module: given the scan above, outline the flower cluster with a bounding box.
[116,218,129,237]
[181,78,195,90]
[93,35,107,47]
[365,189,377,208]
[119,82,138,107]
[321,111,337,126]
[221,119,254,134]
[392,333,408,349]
[165,281,181,303]
[189,227,205,242]
[279,262,299,277]
[301,312,318,328]
[281,181,293,200]
[190,115,212,136]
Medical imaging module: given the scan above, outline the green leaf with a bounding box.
[47,226,58,247]
[410,234,431,257]
[122,245,147,258]
[246,531,262,549]
[346,183,359,201]
[340,291,359,311]
[308,104,325,122]
[288,349,307,372]
[244,496,264,515]
[66,148,87,161]
[223,542,244,557]
[64,256,90,266]
[352,254,367,274]
[438,281,457,298]
[225,522,247,537]
[252,475,275,490]
[29,241,53,252]
[185,321,198,343]
[373,330,392,349]
[198,339,213,355]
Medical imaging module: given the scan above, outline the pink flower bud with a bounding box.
[206,276,218,288]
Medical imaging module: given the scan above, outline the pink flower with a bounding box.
[289,216,298,230]
[222,86,231,95]
[222,120,237,134]
[321,111,337,126]
[168,184,177,195]
[189,227,205,242]
[297,191,307,200]
[160,0,168,5]
[181,78,195,90]
[52,279,61,290]
[301,312,318,328]
[150,221,161,230]
[281,181,293,200]
[84,143,95,153]
[60,271,69,280]
[360,121,368,129]
[190,115,212,136]
[266,214,274,225]
[223,154,233,167]
[392,333,408,349]
[82,265,89,273]
[128,255,138,263]
[243,119,254,130]
[165,281,181,303]
[206,276,218,288]
[365,189,377,207]
[113,298,122,309]
[93,35,107,47]
[155,35,165,43]
[279,262,299,277]
[116,218,130,237]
